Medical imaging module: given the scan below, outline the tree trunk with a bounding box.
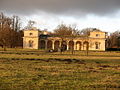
[3,46,6,51]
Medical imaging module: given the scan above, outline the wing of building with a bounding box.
[23,28,107,51]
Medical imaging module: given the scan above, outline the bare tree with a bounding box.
[0,13,22,50]
[12,16,21,31]
[106,31,120,50]
[25,20,36,29]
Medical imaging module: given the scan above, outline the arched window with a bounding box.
[29,40,34,47]
[95,42,100,49]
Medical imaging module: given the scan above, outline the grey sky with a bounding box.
[0,0,120,16]
[1,0,120,32]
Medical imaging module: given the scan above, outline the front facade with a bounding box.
[23,28,107,51]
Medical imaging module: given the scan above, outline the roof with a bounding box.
[91,28,103,32]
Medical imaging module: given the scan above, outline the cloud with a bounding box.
[1,0,120,33]
[0,0,120,16]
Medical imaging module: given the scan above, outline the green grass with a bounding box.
[0,48,120,89]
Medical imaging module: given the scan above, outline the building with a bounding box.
[23,28,107,51]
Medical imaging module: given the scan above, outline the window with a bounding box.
[95,42,100,49]
[96,34,100,37]
[29,33,33,35]
[96,43,99,49]
[29,40,34,47]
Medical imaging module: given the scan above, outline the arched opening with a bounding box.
[69,41,74,50]
[47,40,52,49]
[40,40,45,49]
[76,41,82,50]
[54,41,60,51]
[61,41,67,51]
[83,41,89,50]
[29,40,34,48]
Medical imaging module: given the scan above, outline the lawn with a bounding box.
[0,48,120,89]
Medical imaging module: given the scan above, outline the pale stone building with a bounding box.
[23,28,107,51]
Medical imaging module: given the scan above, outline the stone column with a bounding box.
[81,42,84,50]
[59,41,62,48]
[52,40,55,50]
[74,41,76,50]
[66,41,69,50]
[45,40,48,50]
[99,42,101,49]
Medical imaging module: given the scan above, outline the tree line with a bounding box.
[106,31,120,50]
[0,13,23,50]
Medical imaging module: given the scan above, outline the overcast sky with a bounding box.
[1,0,120,32]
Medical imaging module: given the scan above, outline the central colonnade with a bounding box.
[39,39,89,51]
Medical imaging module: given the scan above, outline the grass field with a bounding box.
[0,48,120,90]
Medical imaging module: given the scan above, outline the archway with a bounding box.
[40,40,45,49]
[69,41,74,50]
[47,40,52,49]
[76,41,82,50]
[83,41,89,50]
[61,41,67,51]
[54,41,60,51]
